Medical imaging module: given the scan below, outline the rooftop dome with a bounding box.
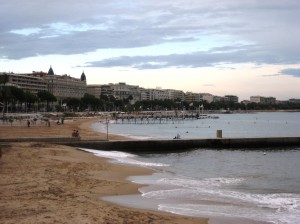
[81,71,86,81]
[48,66,54,75]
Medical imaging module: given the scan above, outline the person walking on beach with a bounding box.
[27,120,30,127]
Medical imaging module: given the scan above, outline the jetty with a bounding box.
[1,137,300,152]
[113,111,218,124]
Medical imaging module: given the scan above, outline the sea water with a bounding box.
[86,112,300,224]
[82,148,300,224]
[91,112,300,139]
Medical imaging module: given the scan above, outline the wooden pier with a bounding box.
[113,111,218,124]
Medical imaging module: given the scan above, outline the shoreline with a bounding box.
[85,148,274,224]
[0,142,207,224]
[0,117,208,223]
[0,117,279,223]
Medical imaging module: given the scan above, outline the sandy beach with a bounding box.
[0,118,207,224]
[0,117,129,140]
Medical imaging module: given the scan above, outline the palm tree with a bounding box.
[10,86,25,112]
[0,73,10,118]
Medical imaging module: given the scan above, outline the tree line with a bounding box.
[64,94,300,112]
[1,88,300,115]
[1,74,300,115]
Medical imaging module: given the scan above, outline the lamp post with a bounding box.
[106,115,109,141]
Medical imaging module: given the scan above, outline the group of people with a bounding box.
[72,130,80,137]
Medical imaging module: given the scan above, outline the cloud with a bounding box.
[85,44,297,69]
[0,0,299,68]
[261,74,282,77]
[203,84,215,87]
[279,68,300,78]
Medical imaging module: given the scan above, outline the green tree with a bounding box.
[10,86,25,112]
[100,94,117,111]
[0,73,10,117]
[25,91,38,112]
[81,93,101,111]
[37,91,57,112]
[65,98,81,111]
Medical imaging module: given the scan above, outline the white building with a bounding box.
[110,82,141,102]
[1,72,47,94]
[87,85,102,98]
[148,87,169,100]
[224,95,239,103]
[1,68,87,102]
[38,68,87,102]
[139,87,150,101]
[250,96,276,104]
[166,89,185,101]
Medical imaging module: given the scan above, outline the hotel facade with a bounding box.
[0,67,87,103]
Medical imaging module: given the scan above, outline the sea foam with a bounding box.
[80,148,168,167]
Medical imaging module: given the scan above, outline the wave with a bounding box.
[80,148,169,167]
[81,147,300,224]
[139,175,300,224]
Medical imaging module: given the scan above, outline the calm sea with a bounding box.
[91,112,300,139]
[86,112,300,224]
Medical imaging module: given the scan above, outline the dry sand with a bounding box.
[0,117,128,140]
[0,118,208,224]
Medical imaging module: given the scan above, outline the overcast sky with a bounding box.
[1,0,299,100]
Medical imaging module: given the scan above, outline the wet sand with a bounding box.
[0,118,207,224]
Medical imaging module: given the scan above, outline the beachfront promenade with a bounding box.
[1,137,300,152]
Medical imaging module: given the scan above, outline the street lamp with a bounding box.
[106,115,109,140]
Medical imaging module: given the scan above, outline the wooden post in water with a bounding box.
[217,130,222,138]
